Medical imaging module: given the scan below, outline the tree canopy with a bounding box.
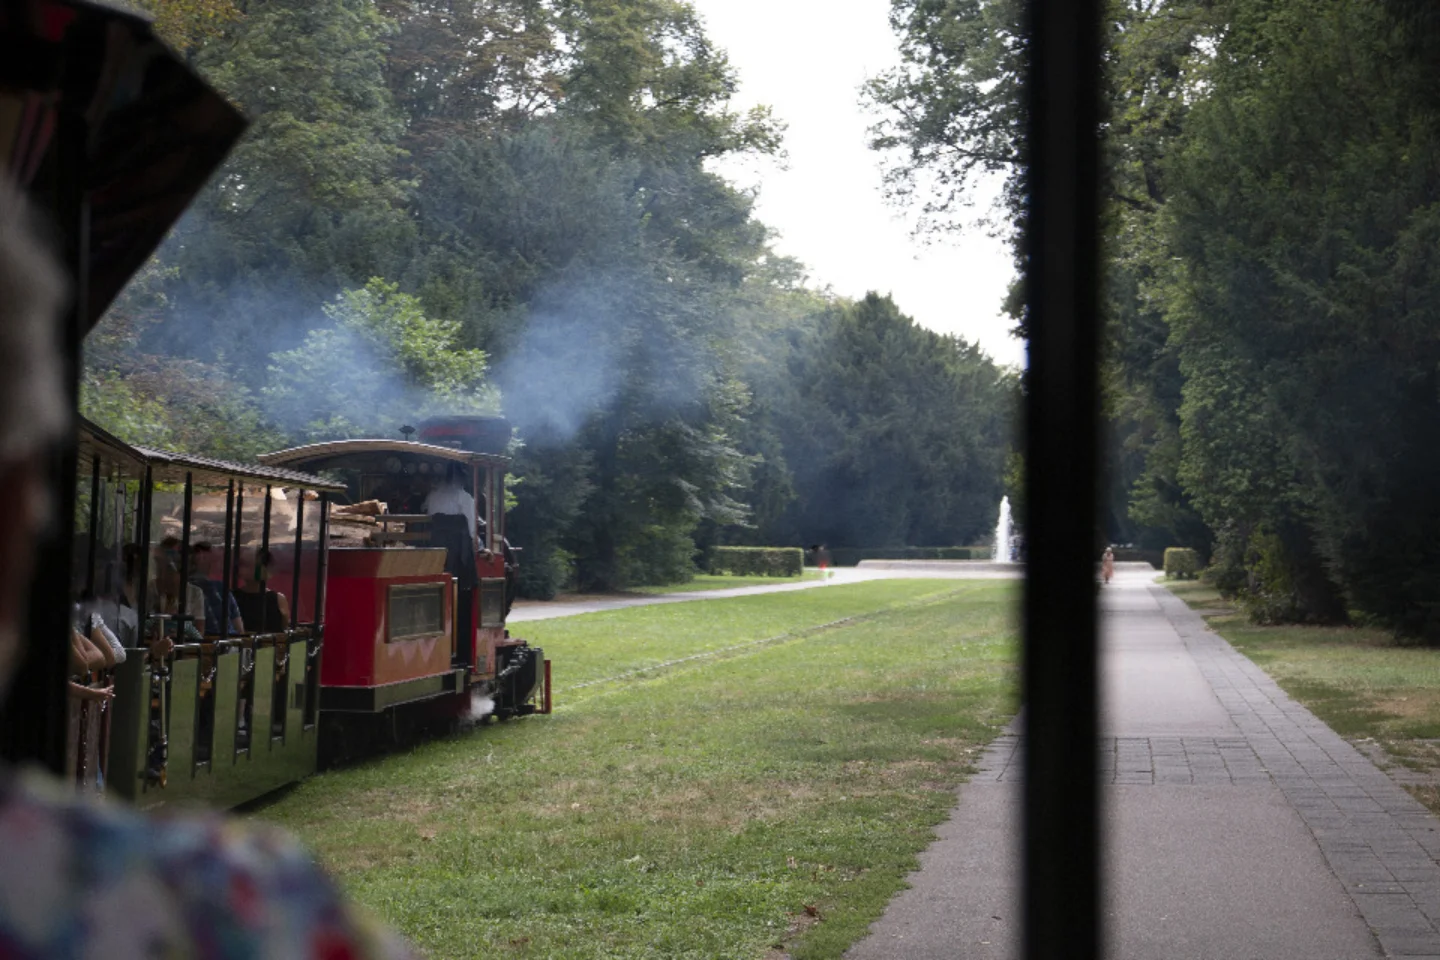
[87,0,1017,595]
[869,0,1440,638]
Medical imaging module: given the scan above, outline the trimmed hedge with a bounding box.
[824,546,991,567]
[1164,547,1200,580]
[710,546,804,577]
[1113,548,1163,569]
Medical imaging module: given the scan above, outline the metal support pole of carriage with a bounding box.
[291,493,304,631]
[137,465,152,632]
[1021,0,1104,958]
[86,456,101,597]
[308,493,328,728]
[230,485,244,601]
[261,486,273,579]
[220,480,235,647]
[178,472,193,627]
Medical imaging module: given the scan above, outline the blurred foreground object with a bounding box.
[0,0,245,769]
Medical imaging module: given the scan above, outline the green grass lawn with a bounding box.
[259,580,1018,959]
[1162,578,1226,610]
[631,570,824,595]
[1161,579,1440,810]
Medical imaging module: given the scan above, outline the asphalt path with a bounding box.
[845,565,1406,960]
[506,559,1024,623]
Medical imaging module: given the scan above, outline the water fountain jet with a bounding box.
[992,496,1013,562]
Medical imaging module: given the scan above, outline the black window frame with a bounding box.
[385,582,448,643]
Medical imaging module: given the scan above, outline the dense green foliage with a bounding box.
[87,0,1016,593]
[728,292,1014,553]
[870,0,1440,639]
[707,546,803,577]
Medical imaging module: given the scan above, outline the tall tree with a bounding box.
[265,278,497,441]
[758,293,1014,549]
[867,0,1218,554]
[1163,0,1440,631]
[380,0,562,165]
[147,0,412,368]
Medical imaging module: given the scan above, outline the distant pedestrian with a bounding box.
[1102,546,1115,585]
[811,543,832,580]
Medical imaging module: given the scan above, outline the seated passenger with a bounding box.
[151,564,205,644]
[189,541,243,635]
[235,549,291,633]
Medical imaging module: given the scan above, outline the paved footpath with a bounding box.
[847,568,1440,959]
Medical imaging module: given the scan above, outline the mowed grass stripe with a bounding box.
[551,583,986,698]
[263,580,1018,960]
[524,579,980,693]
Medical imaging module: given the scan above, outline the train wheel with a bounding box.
[319,719,347,770]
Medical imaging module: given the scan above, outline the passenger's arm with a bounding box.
[68,680,114,701]
[89,624,117,668]
[70,628,107,672]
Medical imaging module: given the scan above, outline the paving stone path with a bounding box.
[1161,585,1440,958]
[847,569,1440,959]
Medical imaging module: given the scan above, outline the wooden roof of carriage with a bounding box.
[257,439,510,474]
[78,418,346,492]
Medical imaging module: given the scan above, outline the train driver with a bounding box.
[423,462,481,549]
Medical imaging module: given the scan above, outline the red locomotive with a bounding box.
[259,416,549,760]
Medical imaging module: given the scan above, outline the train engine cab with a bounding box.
[257,427,547,760]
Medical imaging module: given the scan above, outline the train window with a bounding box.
[479,578,505,628]
[386,583,446,642]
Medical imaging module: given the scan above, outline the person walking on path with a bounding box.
[1101,545,1115,584]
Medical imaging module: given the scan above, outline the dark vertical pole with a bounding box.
[305,491,328,727]
[220,480,234,642]
[480,463,492,552]
[85,455,100,596]
[136,465,152,622]
[231,485,245,595]
[260,486,272,630]
[1023,0,1104,958]
[260,488,272,562]
[497,467,505,543]
[314,493,328,626]
[177,472,193,624]
[291,493,304,629]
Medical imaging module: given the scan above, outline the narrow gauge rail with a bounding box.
[70,416,548,810]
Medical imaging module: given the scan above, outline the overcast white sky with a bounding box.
[691,0,1023,369]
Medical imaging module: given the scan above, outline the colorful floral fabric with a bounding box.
[0,769,412,959]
